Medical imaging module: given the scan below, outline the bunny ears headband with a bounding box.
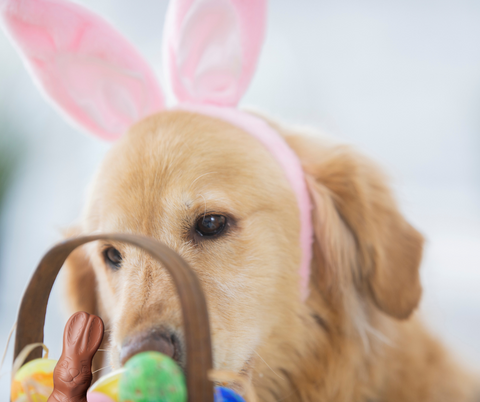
[1,0,313,300]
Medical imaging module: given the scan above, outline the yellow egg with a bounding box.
[88,368,125,401]
[11,358,57,402]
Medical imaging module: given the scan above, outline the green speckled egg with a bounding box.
[119,351,186,402]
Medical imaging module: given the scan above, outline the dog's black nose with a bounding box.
[120,329,180,365]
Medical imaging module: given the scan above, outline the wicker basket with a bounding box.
[11,233,215,402]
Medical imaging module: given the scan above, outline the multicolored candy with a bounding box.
[87,368,125,402]
[87,392,116,402]
[119,351,186,402]
[214,387,246,402]
[10,358,57,402]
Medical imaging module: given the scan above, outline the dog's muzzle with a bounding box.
[120,328,182,366]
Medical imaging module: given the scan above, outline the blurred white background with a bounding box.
[0,0,479,396]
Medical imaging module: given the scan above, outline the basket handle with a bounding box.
[12,233,214,402]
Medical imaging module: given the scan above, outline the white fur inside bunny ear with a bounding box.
[1,0,164,141]
[164,0,267,107]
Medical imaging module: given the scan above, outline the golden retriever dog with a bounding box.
[63,111,479,402]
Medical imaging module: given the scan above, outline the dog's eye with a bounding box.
[104,247,122,269]
[195,214,227,237]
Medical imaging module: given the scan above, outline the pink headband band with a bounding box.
[1,0,313,300]
[178,104,313,300]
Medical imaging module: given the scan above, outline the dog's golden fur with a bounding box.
[63,111,479,401]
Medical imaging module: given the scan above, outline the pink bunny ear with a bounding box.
[164,0,267,107]
[1,0,164,141]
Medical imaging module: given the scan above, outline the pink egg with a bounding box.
[87,391,116,402]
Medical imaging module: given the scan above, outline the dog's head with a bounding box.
[75,110,304,372]
[63,111,423,377]
[3,0,424,383]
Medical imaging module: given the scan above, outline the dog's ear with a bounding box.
[287,134,424,320]
[62,226,98,317]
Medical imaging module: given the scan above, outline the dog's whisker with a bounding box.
[199,194,208,220]
[189,172,218,190]
[275,391,296,402]
[92,366,111,375]
[253,350,285,382]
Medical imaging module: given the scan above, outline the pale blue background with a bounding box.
[1,0,479,396]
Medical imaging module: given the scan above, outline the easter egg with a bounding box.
[10,358,57,402]
[87,391,116,402]
[88,368,125,401]
[119,351,186,402]
[214,387,246,402]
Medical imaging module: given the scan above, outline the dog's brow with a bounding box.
[188,172,218,190]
